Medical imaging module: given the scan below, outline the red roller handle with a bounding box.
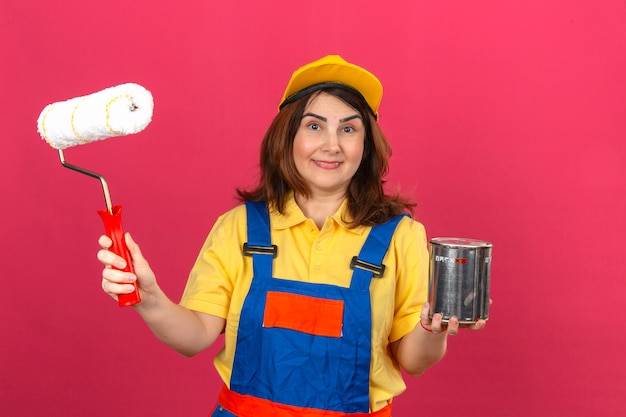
[97,205,141,307]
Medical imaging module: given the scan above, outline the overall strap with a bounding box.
[243,202,276,278]
[350,214,407,290]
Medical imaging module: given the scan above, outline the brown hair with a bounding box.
[236,87,415,226]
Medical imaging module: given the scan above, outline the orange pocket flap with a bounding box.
[263,291,344,338]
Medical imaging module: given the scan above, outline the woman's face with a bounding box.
[293,92,365,198]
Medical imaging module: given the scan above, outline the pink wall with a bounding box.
[1,1,625,416]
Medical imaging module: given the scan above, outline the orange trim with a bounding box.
[218,385,392,417]
[263,291,344,337]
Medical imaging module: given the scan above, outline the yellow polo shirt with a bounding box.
[180,195,429,412]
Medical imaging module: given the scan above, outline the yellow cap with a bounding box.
[278,55,383,118]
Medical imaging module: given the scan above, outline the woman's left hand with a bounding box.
[420,300,491,336]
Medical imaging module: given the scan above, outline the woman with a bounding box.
[98,55,487,417]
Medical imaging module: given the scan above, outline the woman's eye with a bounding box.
[308,123,321,131]
[343,126,355,133]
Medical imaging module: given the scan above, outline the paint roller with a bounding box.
[37,83,154,306]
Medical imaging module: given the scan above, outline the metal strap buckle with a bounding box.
[350,256,386,278]
[242,243,278,258]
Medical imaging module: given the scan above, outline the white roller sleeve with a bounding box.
[37,83,154,150]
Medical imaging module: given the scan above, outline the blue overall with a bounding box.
[230,202,404,413]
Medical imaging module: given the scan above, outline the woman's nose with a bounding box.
[322,131,340,152]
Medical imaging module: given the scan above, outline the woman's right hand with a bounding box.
[97,233,156,304]
[97,233,224,356]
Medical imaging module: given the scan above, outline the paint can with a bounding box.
[428,237,492,324]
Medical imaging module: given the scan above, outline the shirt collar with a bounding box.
[270,192,366,235]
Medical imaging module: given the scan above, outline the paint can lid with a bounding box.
[430,237,493,248]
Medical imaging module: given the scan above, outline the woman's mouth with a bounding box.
[313,160,342,169]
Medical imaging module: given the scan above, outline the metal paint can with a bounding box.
[428,237,493,324]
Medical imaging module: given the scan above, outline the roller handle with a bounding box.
[97,205,141,307]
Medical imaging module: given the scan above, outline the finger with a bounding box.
[97,234,126,269]
[446,317,460,336]
[124,233,149,270]
[98,235,113,249]
[472,319,487,331]
[102,267,136,294]
[102,278,138,296]
[430,313,445,333]
[97,248,127,269]
[125,232,139,255]
[417,303,436,333]
[102,267,136,284]
[420,302,431,323]
[458,319,488,330]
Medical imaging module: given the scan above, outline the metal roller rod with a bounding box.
[58,149,113,215]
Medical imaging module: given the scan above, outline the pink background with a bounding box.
[1,1,625,416]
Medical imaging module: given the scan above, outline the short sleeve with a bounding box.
[388,218,429,343]
[179,206,248,319]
